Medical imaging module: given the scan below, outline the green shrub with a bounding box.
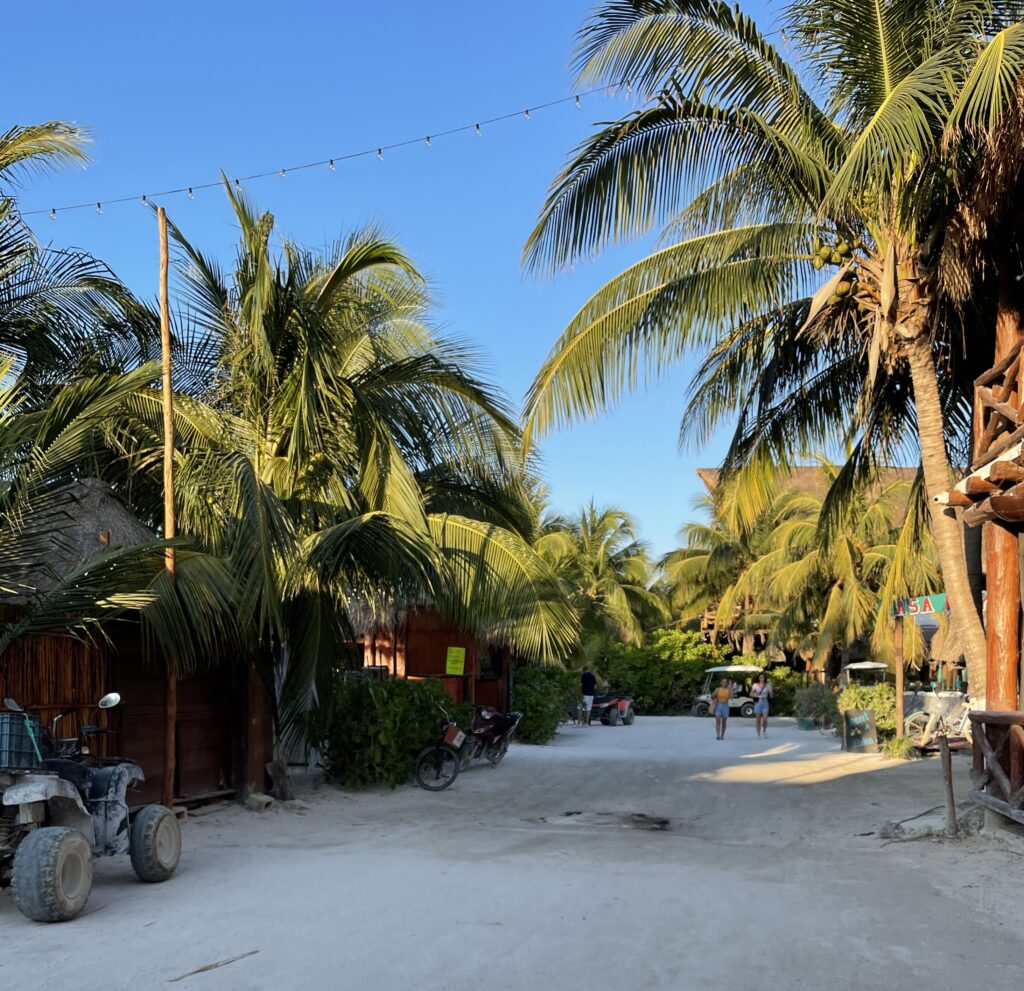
[795,683,840,728]
[838,683,897,733]
[511,665,577,744]
[880,735,918,760]
[311,676,472,788]
[597,630,724,713]
[763,667,800,717]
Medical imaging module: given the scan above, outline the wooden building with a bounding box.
[0,480,270,804]
[362,609,513,711]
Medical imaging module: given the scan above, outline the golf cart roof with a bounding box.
[843,661,889,671]
[705,664,764,673]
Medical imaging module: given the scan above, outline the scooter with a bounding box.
[0,693,181,922]
[414,703,523,791]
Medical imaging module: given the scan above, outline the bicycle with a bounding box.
[904,697,977,747]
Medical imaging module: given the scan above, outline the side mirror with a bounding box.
[3,697,23,713]
[98,692,121,710]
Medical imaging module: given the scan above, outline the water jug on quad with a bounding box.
[0,693,181,923]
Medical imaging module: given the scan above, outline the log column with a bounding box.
[987,268,1024,710]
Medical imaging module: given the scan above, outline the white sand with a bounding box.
[3,716,1020,990]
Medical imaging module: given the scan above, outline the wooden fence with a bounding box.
[969,710,1024,824]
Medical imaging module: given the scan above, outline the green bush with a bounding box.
[311,676,472,788]
[512,665,577,744]
[838,683,897,733]
[763,667,800,717]
[597,630,724,713]
[795,683,840,728]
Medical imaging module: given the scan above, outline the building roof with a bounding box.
[3,479,154,604]
[696,466,920,502]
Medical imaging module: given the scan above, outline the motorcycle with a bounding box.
[414,703,523,791]
[0,693,181,923]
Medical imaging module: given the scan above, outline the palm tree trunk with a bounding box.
[905,335,987,700]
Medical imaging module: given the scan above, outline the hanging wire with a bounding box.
[24,86,614,218]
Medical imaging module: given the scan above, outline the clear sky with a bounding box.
[9,0,776,555]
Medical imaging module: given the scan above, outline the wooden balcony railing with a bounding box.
[969,710,1024,824]
[973,338,1024,470]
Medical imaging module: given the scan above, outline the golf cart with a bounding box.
[0,692,181,923]
[838,661,889,688]
[692,664,763,718]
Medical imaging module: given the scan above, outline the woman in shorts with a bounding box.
[752,672,772,738]
[712,677,732,740]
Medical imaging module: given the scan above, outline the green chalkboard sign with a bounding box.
[842,708,878,753]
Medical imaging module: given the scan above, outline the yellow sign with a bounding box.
[445,646,466,676]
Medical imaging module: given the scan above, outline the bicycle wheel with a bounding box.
[414,744,460,791]
[904,712,931,739]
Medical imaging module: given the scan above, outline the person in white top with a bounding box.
[752,672,772,738]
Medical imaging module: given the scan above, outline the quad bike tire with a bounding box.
[12,826,93,922]
[622,707,636,725]
[603,706,620,726]
[692,702,710,717]
[130,805,182,883]
[740,702,755,718]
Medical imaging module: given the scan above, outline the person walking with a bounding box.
[581,666,597,726]
[712,677,732,740]
[752,672,772,738]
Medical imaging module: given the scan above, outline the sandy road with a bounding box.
[2,716,1020,990]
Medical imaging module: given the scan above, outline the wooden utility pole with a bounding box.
[894,614,905,740]
[158,207,178,809]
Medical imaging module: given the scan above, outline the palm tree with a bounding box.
[112,184,579,740]
[660,478,805,651]
[535,501,666,655]
[522,0,1024,697]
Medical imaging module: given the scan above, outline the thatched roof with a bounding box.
[4,479,154,603]
[696,466,920,500]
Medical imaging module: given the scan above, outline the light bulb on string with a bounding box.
[377,148,383,160]
[187,187,194,199]
[49,208,56,220]
[95,202,102,214]
[575,95,581,108]
[279,168,286,177]
[524,109,530,119]
[475,123,481,136]
[425,135,431,147]
[140,195,148,207]
[234,178,240,188]
[328,159,335,171]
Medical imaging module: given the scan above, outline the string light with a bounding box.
[25,86,612,219]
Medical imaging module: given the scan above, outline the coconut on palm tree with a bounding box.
[523,0,1024,697]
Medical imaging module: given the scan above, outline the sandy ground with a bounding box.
[3,716,1023,990]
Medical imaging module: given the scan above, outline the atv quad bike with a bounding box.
[0,693,181,923]
[590,693,636,726]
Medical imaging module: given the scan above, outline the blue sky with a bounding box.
[10,0,776,554]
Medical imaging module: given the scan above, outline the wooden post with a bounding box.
[158,207,178,809]
[986,268,1024,711]
[895,614,905,739]
[939,733,958,838]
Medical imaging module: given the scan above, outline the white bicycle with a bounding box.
[904,697,978,747]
